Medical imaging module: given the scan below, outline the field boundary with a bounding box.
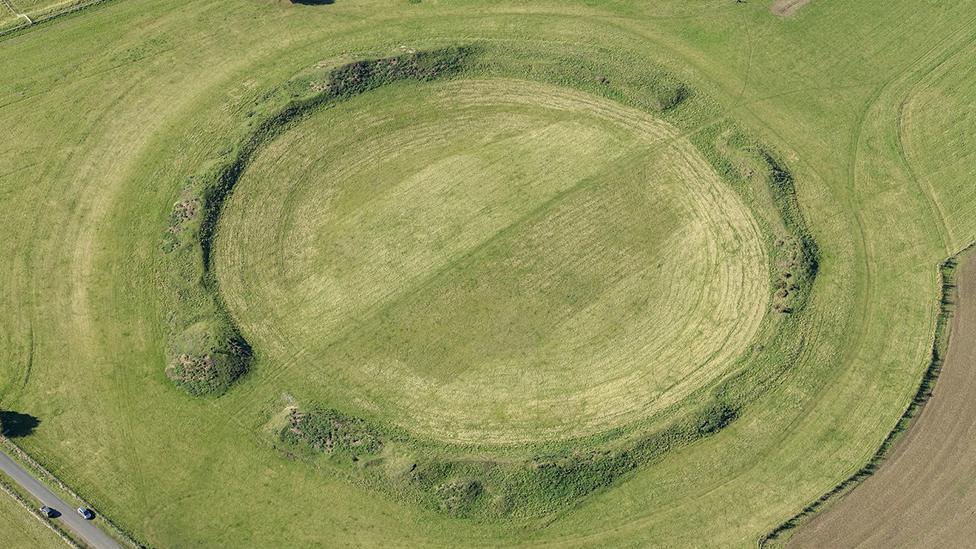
[0,470,79,548]
[0,0,114,39]
[757,241,976,547]
[0,436,143,549]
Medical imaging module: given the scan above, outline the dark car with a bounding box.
[39,506,58,518]
[77,507,94,520]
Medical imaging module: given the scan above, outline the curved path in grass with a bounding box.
[790,249,976,547]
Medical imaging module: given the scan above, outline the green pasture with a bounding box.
[217,78,769,446]
[0,0,974,546]
[0,490,63,549]
[0,0,103,33]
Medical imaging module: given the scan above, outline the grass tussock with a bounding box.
[279,406,383,456]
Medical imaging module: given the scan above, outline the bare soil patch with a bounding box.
[789,248,976,548]
[772,0,811,17]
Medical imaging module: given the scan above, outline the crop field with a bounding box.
[1,0,975,547]
[789,248,976,547]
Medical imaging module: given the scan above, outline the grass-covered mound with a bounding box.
[164,320,250,396]
[274,396,741,518]
[232,44,820,518]
[159,46,474,396]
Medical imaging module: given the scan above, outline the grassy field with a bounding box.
[0,0,107,33]
[217,78,768,446]
[0,490,65,549]
[1,0,975,546]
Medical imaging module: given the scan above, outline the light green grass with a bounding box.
[0,0,974,546]
[0,475,68,549]
[0,497,64,549]
[217,78,768,446]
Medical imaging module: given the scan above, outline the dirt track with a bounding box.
[790,249,976,548]
[771,0,811,17]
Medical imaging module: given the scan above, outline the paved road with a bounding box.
[0,450,122,549]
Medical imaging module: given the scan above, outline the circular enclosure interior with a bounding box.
[216,79,768,445]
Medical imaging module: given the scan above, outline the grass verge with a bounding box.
[1,437,143,548]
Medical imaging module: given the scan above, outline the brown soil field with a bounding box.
[789,248,976,548]
[771,0,811,17]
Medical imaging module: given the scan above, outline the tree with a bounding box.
[0,411,40,438]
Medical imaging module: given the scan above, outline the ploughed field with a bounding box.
[1,0,975,547]
[789,249,976,548]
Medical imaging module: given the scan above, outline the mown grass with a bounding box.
[207,43,812,518]
[159,46,472,396]
[759,244,969,547]
[0,473,71,549]
[0,0,974,546]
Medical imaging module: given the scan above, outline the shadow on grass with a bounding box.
[0,411,40,438]
[291,0,335,5]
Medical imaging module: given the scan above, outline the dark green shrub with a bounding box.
[436,479,483,516]
[165,320,250,396]
[696,402,737,435]
[280,406,383,456]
